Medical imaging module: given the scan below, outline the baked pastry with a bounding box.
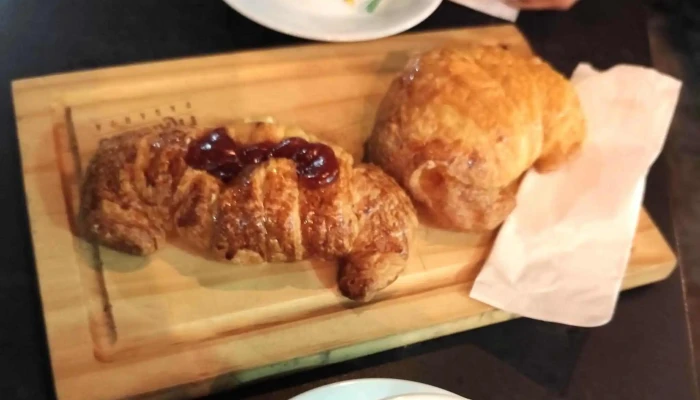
[80,119,417,302]
[366,45,586,231]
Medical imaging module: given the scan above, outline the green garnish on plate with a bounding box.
[366,0,383,13]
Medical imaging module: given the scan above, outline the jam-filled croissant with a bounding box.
[80,119,417,302]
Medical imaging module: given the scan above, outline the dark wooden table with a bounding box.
[0,1,696,399]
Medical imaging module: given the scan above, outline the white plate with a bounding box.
[223,0,443,42]
[290,378,470,400]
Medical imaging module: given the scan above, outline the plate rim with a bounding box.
[222,0,444,42]
[289,377,463,400]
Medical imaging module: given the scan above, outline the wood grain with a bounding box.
[12,25,676,400]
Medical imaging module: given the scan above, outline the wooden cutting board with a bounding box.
[12,25,676,400]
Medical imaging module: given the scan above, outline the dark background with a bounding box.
[0,1,696,399]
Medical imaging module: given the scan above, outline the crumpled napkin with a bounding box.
[448,0,519,22]
[469,64,682,327]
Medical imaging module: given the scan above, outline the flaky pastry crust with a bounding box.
[367,45,586,231]
[80,119,417,302]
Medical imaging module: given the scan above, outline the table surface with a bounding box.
[0,1,696,399]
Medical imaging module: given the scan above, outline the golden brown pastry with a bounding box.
[80,119,417,302]
[366,45,586,231]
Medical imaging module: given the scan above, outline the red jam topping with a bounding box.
[184,127,339,188]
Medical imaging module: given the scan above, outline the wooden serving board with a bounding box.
[12,25,676,400]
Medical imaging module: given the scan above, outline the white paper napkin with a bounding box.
[449,0,519,22]
[469,64,682,327]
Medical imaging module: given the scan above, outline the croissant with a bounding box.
[80,119,417,302]
[367,45,586,231]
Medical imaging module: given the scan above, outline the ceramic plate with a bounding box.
[289,378,470,400]
[223,0,443,42]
